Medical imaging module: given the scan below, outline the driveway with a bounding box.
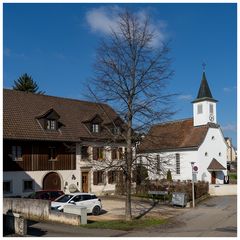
[10,195,237,237]
[88,196,187,221]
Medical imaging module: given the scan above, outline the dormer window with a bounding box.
[47,119,56,130]
[92,123,100,133]
[36,108,61,131]
[113,126,121,135]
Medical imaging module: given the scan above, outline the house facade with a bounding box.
[3,89,126,197]
[225,137,237,162]
[138,72,228,184]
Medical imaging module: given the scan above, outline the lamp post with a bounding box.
[190,161,195,208]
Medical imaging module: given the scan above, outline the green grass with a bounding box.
[83,218,167,231]
[229,173,237,180]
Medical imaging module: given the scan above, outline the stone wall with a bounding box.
[3,198,83,226]
[3,198,50,221]
[209,184,237,196]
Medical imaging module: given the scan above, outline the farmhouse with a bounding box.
[3,89,126,197]
[138,71,228,184]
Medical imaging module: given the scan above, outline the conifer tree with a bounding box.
[13,73,44,94]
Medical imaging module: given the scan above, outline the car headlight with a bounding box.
[51,206,60,210]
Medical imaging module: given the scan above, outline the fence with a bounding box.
[134,179,209,201]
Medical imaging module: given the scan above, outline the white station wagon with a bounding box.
[51,193,102,215]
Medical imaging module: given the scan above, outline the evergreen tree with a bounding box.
[167,170,172,181]
[13,73,44,94]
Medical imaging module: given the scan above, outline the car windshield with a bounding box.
[54,194,73,203]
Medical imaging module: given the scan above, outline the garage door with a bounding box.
[43,172,61,190]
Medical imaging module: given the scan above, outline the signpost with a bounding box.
[190,162,198,208]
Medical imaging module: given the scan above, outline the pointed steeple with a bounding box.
[192,71,217,103]
[192,69,218,126]
[197,72,213,98]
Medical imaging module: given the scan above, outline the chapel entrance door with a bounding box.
[211,171,216,184]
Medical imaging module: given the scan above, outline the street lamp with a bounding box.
[190,161,195,208]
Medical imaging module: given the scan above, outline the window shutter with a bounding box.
[93,171,98,185]
[102,171,106,184]
[118,148,123,160]
[118,171,124,183]
[112,149,117,160]
[100,148,104,160]
[93,147,98,160]
[108,171,113,184]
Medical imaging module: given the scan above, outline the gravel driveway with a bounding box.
[88,196,188,221]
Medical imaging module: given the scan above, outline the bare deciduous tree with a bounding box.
[87,9,176,221]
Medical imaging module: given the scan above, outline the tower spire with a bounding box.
[202,62,206,72]
[192,69,218,126]
[192,69,217,103]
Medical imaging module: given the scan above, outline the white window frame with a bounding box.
[12,146,22,161]
[47,119,56,130]
[92,123,99,133]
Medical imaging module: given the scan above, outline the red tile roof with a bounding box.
[207,158,226,170]
[3,89,121,142]
[138,118,213,152]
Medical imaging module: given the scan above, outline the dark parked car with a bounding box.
[28,190,64,201]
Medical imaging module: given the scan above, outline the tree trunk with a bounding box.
[125,115,132,221]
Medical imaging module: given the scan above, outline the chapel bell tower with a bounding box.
[192,70,218,127]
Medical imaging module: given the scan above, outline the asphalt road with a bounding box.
[126,195,237,237]
[14,195,237,237]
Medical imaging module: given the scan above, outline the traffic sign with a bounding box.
[193,166,198,172]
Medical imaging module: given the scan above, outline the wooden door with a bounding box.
[43,172,61,190]
[211,171,216,184]
[82,172,89,193]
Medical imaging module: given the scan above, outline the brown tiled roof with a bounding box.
[3,89,121,142]
[207,158,226,170]
[138,118,211,152]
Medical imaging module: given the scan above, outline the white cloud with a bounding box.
[223,86,237,93]
[178,94,193,101]
[86,6,120,35]
[222,124,237,132]
[223,87,231,92]
[86,6,167,48]
[4,48,26,59]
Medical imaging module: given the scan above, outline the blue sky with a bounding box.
[3,3,237,146]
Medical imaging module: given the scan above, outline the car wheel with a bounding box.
[92,206,101,215]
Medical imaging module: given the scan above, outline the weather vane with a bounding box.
[202,62,206,72]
